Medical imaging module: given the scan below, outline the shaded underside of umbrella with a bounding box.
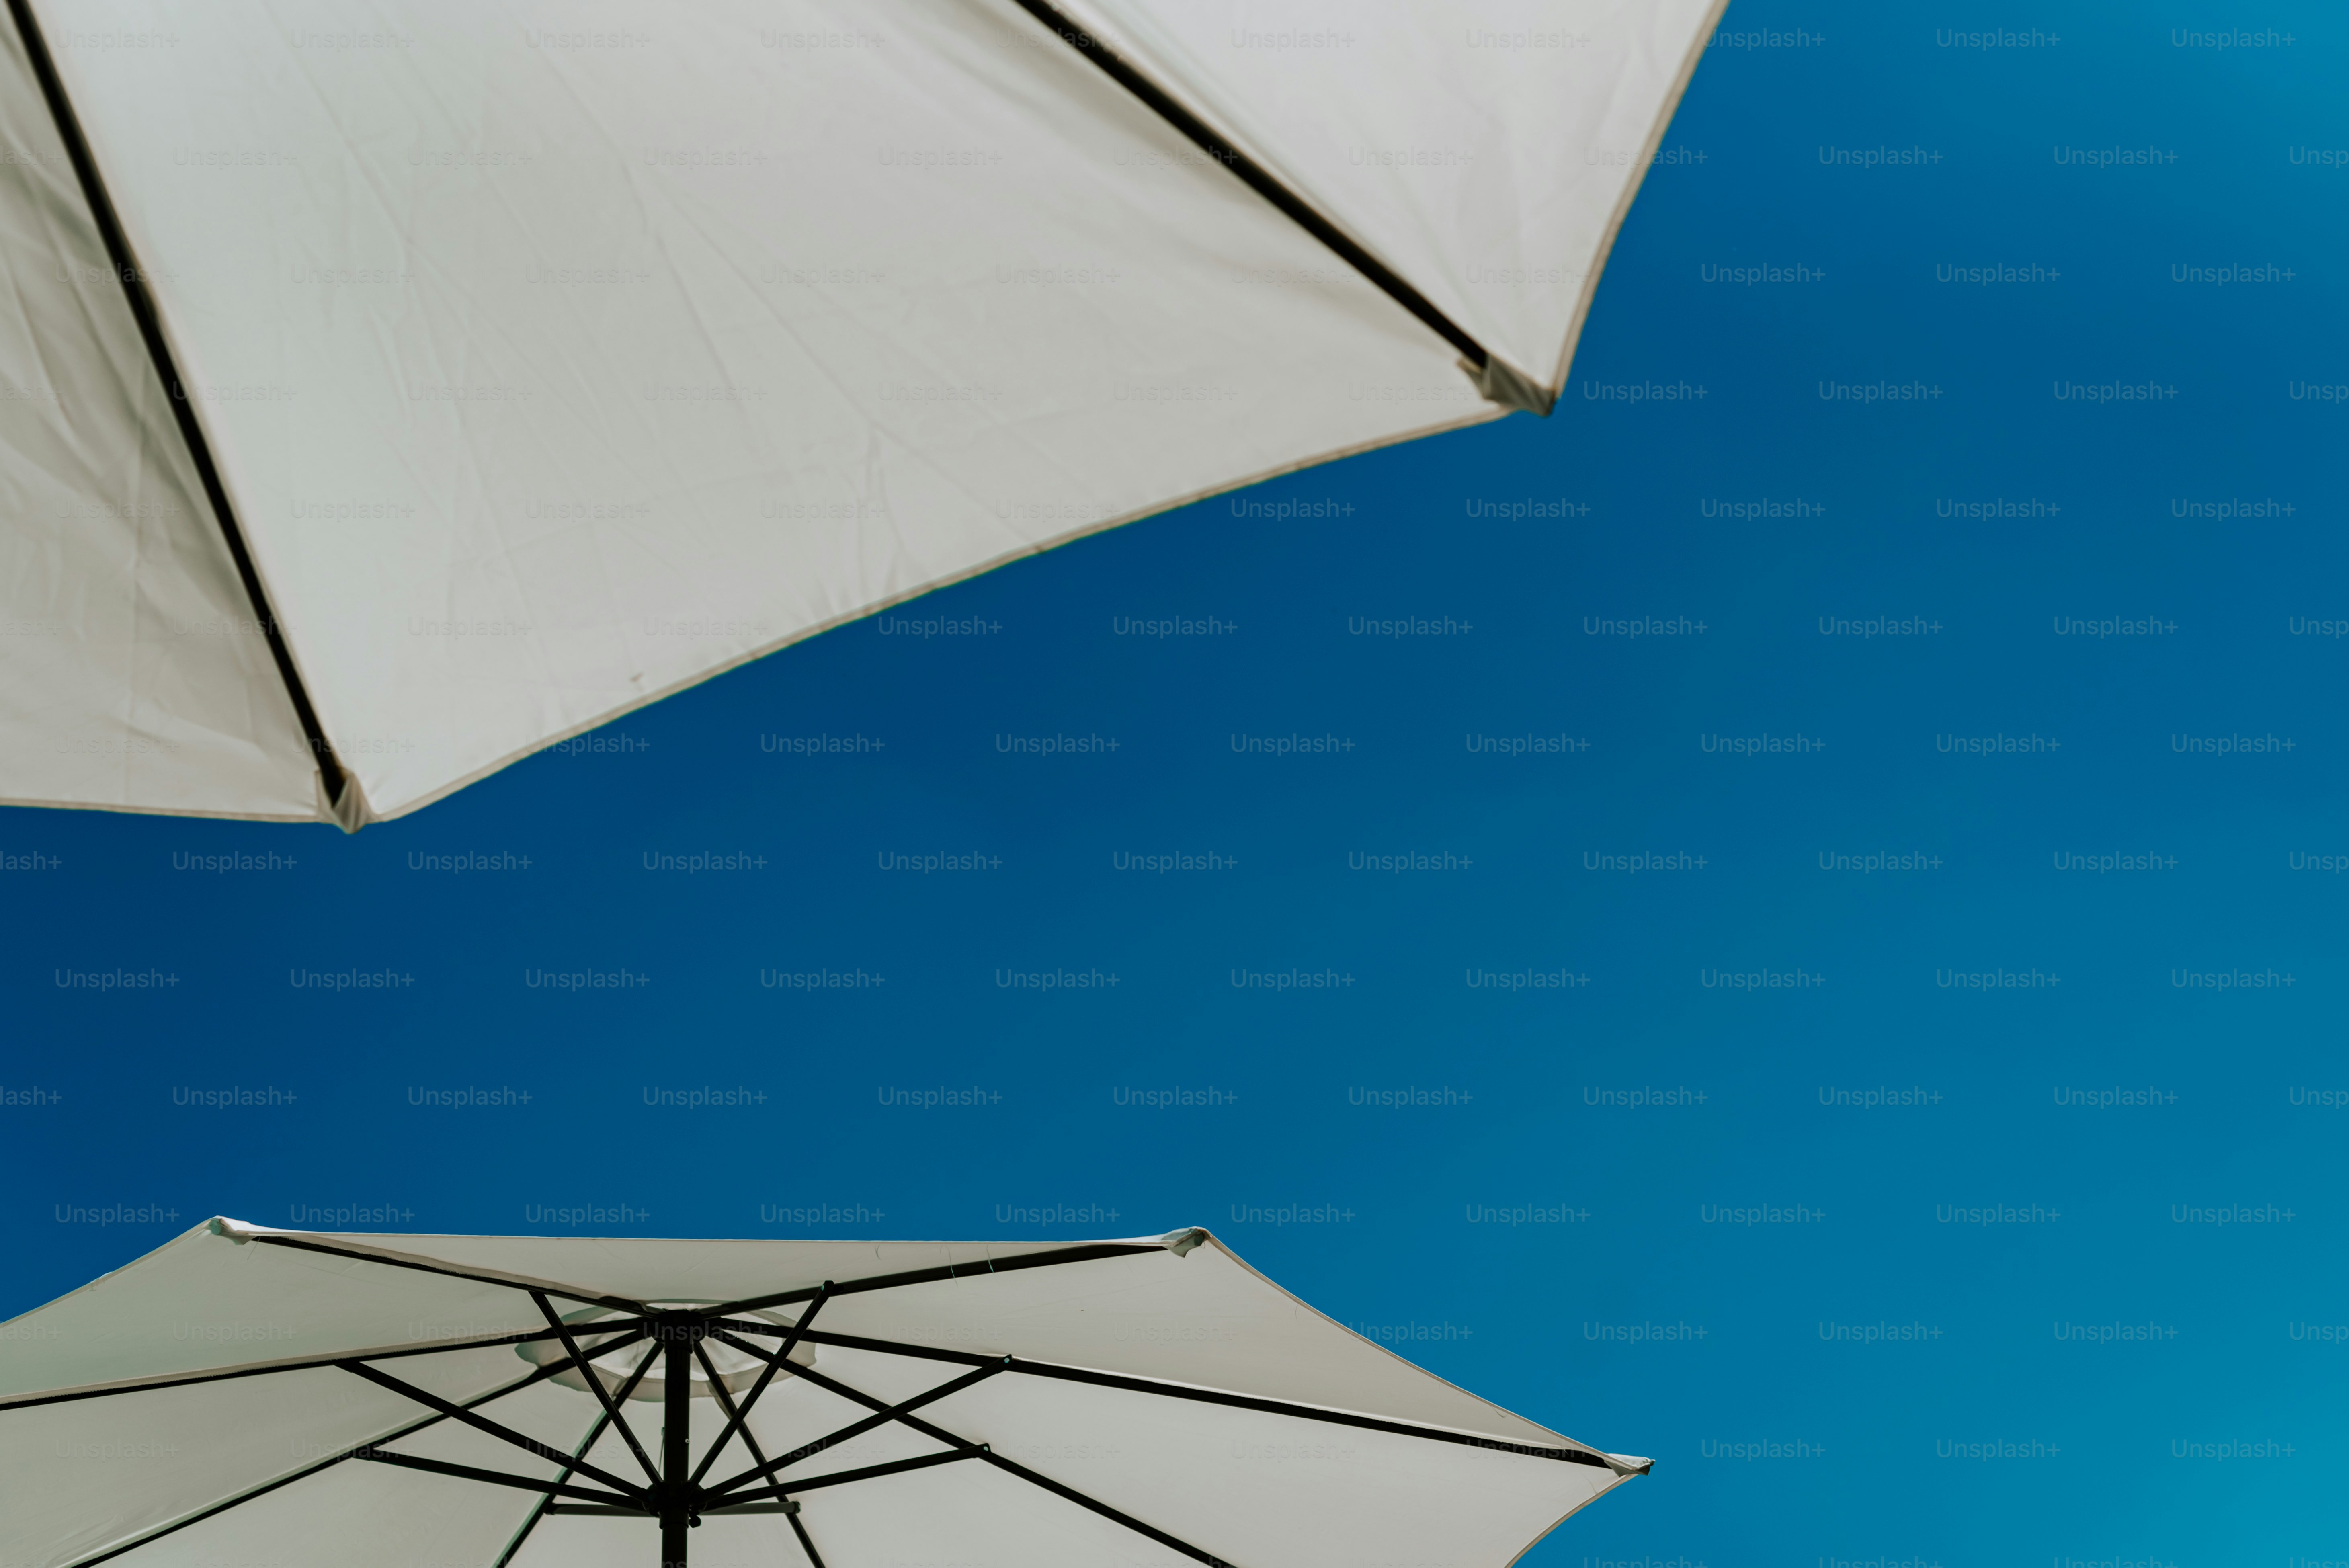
[0,1220,1651,1568]
[0,0,1724,827]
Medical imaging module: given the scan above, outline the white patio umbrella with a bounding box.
[0,0,1721,828]
[0,1219,1651,1568]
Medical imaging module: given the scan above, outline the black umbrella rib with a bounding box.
[338,1359,649,1500]
[977,1443,1239,1567]
[719,1324,1623,1471]
[0,1322,647,1412]
[57,1359,596,1568]
[351,1446,646,1507]
[493,1397,621,1568]
[1004,0,1488,373]
[692,1338,781,1484]
[532,1292,662,1486]
[492,1340,656,1568]
[2,0,351,808]
[544,1501,806,1514]
[1006,1359,1624,1471]
[708,1243,1163,1315]
[688,1283,831,1485]
[244,1232,652,1313]
[705,1362,1005,1498]
[716,1337,1236,1568]
[352,1333,662,1530]
[709,1445,988,1505]
[489,1336,664,1560]
[787,1504,832,1568]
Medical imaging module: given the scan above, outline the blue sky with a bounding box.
[8,2,2345,1564]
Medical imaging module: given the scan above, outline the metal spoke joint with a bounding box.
[643,1308,812,1529]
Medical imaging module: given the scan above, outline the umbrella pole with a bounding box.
[662,1330,691,1568]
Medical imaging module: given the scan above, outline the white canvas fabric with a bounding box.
[4,0,1720,825]
[0,1222,1651,1568]
[0,4,318,820]
[1057,0,1730,388]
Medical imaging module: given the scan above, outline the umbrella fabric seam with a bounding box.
[0,1320,650,1410]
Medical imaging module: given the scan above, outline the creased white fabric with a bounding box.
[0,3,318,819]
[14,0,1718,822]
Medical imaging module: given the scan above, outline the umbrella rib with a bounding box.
[366,1338,662,1546]
[719,1323,1625,1472]
[705,1361,1005,1498]
[0,1321,650,1412]
[56,1359,590,1568]
[530,1291,662,1486]
[993,1355,1627,1470]
[337,1359,649,1500]
[707,1243,1163,1315]
[706,1445,987,1505]
[493,1388,626,1568]
[350,1445,646,1508]
[687,1282,830,1486]
[1,0,354,810]
[241,1231,652,1314]
[691,1338,778,1486]
[1003,0,1494,377]
[787,1504,831,1568]
[717,1338,1235,1568]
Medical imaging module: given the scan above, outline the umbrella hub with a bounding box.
[517,1306,812,1402]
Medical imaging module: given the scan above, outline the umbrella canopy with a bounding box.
[0,1219,1651,1568]
[0,0,1722,827]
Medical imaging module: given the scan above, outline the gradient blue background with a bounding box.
[8,3,2347,1564]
